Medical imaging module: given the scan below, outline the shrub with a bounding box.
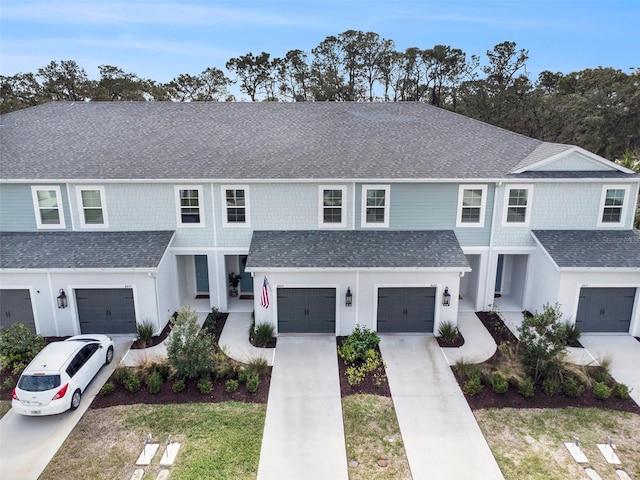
[147,371,163,394]
[166,305,215,379]
[226,379,239,393]
[542,377,561,396]
[136,320,155,346]
[212,350,237,380]
[558,321,581,346]
[588,357,612,384]
[99,382,115,396]
[122,372,141,393]
[437,321,460,343]
[237,368,249,383]
[246,374,260,393]
[0,323,45,374]
[251,321,275,347]
[593,381,612,400]
[518,377,535,398]
[613,382,631,399]
[454,358,482,382]
[346,365,366,386]
[338,325,380,364]
[202,308,222,335]
[172,379,186,393]
[563,376,585,398]
[490,374,509,395]
[518,303,566,382]
[463,374,484,395]
[246,357,269,377]
[1,376,16,391]
[197,377,213,395]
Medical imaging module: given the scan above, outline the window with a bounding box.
[361,185,390,227]
[319,186,346,228]
[77,186,108,228]
[598,185,630,226]
[502,185,533,226]
[223,186,249,227]
[31,186,65,229]
[456,185,487,227]
[175,186,204,226]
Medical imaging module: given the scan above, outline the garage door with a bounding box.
[277,288,336,334]
[377,287,436,333]
[0,289,36,332]
[576,287,636,333]
[76,288,136,334]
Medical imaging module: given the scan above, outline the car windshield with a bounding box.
[18,374,61,392]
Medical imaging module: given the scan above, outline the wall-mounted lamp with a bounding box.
[442,287,451,307]
[57,289,68,309]
[345,287,353,307]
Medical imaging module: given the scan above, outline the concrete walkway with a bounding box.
[441,311,497,365]
[257,336,348,480]
[379,335,504,480]
[219,312,275,366]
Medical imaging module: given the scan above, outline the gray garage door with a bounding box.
[277,288,336,334]
[377,287,436,333]
[0,289,36,332]
[576,287,636,333]
[76,288,137,334]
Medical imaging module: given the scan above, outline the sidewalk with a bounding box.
[441,311,497,365]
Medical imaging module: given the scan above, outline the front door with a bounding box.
[240,256,253,293]
[195,255,209,294]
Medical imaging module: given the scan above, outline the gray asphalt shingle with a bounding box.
[532,230,640,269]
[246,230,470,269]
[0,231,174,269]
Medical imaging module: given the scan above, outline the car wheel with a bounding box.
[70,389,82,410]
[105,346,114,365]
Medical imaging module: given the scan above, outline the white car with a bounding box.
[11,334,114,416]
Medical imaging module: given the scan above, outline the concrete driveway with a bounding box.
[580,334,640,405]
[0,337,132,480]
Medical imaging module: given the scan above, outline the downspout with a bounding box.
[483,182,501,311]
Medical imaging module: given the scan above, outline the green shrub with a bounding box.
[246,374,260,393]
[346,365,366,386]
[226,379,239,393]
[114,366,130,384]
[172,379,186,393]
[1,376,16,391]
[237,368,249,383]
[588,365,612,384]
[338,325,380,364]
[437,321,460,343]
[613,382,630,399]
[99,382,115,396]
[166,305,215,379]
[252,322,275,347]
[122,372,141,393]
[490,374,509,395]
[147,371,163,394]
[542,377,561,396]
[518,377,535,398]
[136,320,155,346]
[463,374,484,395]
[454,358,482,382]
[558,321,581,346]
[0,323,45,374]
[593,381,612,400]
[563,376,585,398]
[212,350,236,380]
[363,349,382,373]
[202,308,222,335]
[197,377,213,395]
[246,357,269,377]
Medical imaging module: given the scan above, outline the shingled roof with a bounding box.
[532,230,640,270]
[0,231,174,269]
[246,230,470,270]
[0,101,560,181]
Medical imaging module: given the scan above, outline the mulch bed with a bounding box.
[336,337,391,398]
[436,334,465,348]
[462,312,639,414]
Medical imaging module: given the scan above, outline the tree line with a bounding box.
[1,30,638,161]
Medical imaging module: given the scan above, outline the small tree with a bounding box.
[517,303,566,382]
[166,305,214,379]
[0,323,45,374]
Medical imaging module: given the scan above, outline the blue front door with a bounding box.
[240,256,253,293]
[495,254,504,294]
[195,255,209,293]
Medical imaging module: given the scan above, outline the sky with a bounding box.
[1,0,639,98]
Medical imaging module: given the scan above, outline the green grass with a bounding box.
[42,402,266,480]
[342,394,410,479]
[475,408,640,480]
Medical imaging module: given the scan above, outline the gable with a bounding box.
[532,152,613,171]
[511,145,633,174]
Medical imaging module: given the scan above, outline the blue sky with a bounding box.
[1,0,638,96]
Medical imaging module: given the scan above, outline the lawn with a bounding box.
[41,402,266,480]
[475,407,640,480]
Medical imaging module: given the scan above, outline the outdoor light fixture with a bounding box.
[57,289,68,309]
[442,287,451,307]
[345,287,353,307]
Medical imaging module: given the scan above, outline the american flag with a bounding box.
[260,276,270,309]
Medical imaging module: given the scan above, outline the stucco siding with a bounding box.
[526,248,561,316]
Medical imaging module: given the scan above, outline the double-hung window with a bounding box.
[502,185,533,226]
[175,186,204,226]
[77,186,108,228]
[456,185,487,227]
[223,186,249,226]
[31,186,65,229]
[319,186,346,228]
[361,185,390,228]
[598,185,630,227]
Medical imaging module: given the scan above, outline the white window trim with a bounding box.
[501,184,533,227]
[31,185,66,229]
[456,184,488,228]
[76,185,108,228]
[318,185,347,228]
[174,185,205,228]
[221,185,250,228]
[361,184,390,228]
[597,184,631,228]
